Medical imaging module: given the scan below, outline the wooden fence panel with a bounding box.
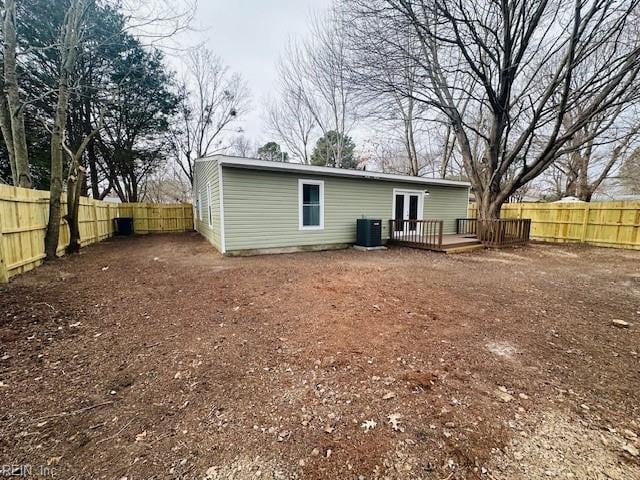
[0,185,193,282]
[468,201,640,250]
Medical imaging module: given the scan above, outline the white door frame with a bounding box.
[392,188,425,221]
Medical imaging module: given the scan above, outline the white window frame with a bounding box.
[298,179,324,231]
[198,189,203,222]
[206,182,212,227]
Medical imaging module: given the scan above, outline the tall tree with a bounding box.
[96,42,178,202]
[1,0,31,187]
[345,0,640,218]
[279,7,357,167]
[44,0,87,260]
[266,86,316,164]
[170,48,249,184]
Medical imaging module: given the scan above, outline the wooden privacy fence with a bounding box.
[0,184,193,282]
[117,203,194,234]
[468,201,640,250]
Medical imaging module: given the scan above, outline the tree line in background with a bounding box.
[263,0,640,218]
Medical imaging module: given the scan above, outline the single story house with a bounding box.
[193,155,470,255]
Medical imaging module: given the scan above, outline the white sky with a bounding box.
[180,0,333,146]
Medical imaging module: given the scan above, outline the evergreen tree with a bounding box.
[310,131,356,168]
[257,141,289,162]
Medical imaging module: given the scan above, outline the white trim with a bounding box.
[298,179,324,230]
[208,155,470,188]
[218,162,226,253]
[192,166,198,227]
[206,181,212,227]
[391,188,425,221]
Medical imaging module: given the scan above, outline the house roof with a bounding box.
[197,155,471,188]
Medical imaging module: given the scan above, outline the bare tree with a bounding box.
[279,7,357,167]
[141,166,191,203]
[365,136,415,174]
[265,87,316,164]
[228,134,254,157]
[552,104,640,201]
[347,26,424,175]
[620,148,640,194]
[117,0,196,51]
[171,48,249,184]
[345,0,640,218]
[44,0,87,260]
[1,0,31,187]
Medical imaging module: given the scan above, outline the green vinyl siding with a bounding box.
[221,166,468,252]
[193,159,222,251]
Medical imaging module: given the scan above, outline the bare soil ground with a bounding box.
[1,233,639,480]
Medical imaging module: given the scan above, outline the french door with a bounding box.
[394,191,423,232]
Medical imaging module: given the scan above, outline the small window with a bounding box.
[207,182,212,227]
[299,179,324,230]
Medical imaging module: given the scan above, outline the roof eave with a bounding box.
[206,155,470,188]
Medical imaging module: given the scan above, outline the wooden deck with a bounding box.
[390,231,483,253]
[388,218,531,253]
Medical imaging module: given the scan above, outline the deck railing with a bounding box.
[456,218,478,235]
[389,219,443,250]
[457,218,531,247]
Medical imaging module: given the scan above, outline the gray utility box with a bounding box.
[356,219,382,247]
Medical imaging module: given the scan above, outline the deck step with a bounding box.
[444,243,485,254]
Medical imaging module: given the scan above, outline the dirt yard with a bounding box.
[1,233,639,479]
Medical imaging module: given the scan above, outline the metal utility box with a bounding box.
[356,219,382,247]
[113,217,134,236]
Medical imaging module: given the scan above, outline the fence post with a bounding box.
[108,204,114,236]
[0,219,8,283]
[580,203,590,243]
[92,201,99,243]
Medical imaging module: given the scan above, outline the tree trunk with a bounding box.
[575,158,591,201]
[403,99,419,176]
[65,160,84,254]
[3,0,31,188]
[439,126,456,179]
[44,87,68,259]
[476,191,504,220]
[88,151,100,196]
[0,94,17,182]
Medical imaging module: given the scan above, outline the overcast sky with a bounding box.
[183,0,333,146]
